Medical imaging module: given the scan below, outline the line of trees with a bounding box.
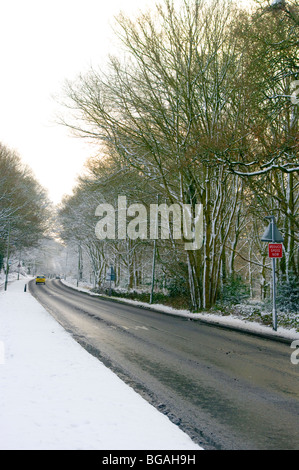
[57,0,298,311]
[0,143,50,275]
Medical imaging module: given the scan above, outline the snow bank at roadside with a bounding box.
[62,279,299,342]
[0,273,30,290]
[0,280,202,450]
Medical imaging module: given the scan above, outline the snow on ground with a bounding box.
[0,279,202,450]
[0,272,27,290]
[62,279,299,342]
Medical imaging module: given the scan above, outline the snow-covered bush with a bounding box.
[276,274,299,313]
[218,274,250,306]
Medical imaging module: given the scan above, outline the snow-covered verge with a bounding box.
[62,278,299,342]
[0,272,29,290]
[0,280,202,450]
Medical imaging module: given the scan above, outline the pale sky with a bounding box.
[0,0,152,204]
[0,0,253,205]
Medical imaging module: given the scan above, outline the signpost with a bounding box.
[150,194,160,304]
[106,266,116,296]
[261,216,284,331]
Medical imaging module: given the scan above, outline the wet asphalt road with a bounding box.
[29,279,299,450]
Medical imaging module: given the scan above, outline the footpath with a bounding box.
[0,280,201,451]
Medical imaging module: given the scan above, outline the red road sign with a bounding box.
[268,243,283,258]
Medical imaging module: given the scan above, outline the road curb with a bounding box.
[58,280,297,344]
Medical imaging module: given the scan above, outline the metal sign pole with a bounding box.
[261,215,283,332]
[271,218,277,331]
[150,195,160,304]
[107,266,115,296]
[109,267,112,297]
[272,256,277,331]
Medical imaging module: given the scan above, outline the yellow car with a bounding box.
[36,276,46,285]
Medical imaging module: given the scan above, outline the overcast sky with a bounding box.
[0,0,152,204]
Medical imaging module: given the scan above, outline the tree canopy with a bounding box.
[58,0,298,311]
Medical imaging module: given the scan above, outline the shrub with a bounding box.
[276,274,299,313]
[219,274,250,306]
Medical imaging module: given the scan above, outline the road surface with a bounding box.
[29,279,299,450]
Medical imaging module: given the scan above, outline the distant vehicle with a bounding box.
[36,276,46,285]
[55,275,60,279]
